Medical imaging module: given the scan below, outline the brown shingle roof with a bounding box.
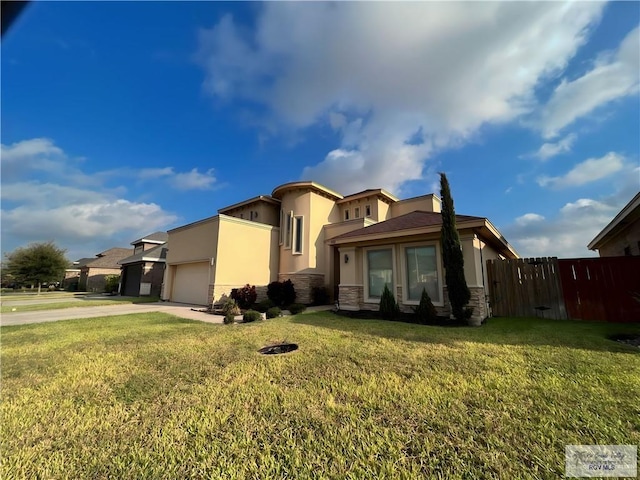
[84,248,134,268]
[333,211,484,240]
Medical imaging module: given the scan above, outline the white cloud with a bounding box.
[537,152,625,189]
[138,167,218,190]
[539,26,640,139]
[515,213,545,226]
[503,167,639,258]
[0,138,179,260]
[1,138,66,180]
[139,167,174,179]
[196,2,605,194]
[529,134,577,161]
[171,168,217,190]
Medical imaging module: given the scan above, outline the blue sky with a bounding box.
[2,1,638,261]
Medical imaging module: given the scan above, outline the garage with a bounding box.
[122,263,143,296]
[171,262,210,305]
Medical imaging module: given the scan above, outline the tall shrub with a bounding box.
[379,284,399,320]
[267,280,296,307]
[440,173,471,322]
[413,288,438,324]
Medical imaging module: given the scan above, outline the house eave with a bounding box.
[168,215,219,234]
[271,181,343,201]
[218,195,281,214]
[587,192,640,250]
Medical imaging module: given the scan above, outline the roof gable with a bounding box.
[84,248,134,268]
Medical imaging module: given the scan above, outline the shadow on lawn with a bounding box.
[290,311,640,354]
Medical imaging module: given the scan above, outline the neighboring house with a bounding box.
[78,248,133,292]
[588,192,640,257]
[162,181,518,322]
[118,232,168,297]
[63,257,93,289]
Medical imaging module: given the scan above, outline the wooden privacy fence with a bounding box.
[487,256,640,322]
[487,257,566,320]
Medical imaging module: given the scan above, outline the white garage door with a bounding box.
[172,262,210,305]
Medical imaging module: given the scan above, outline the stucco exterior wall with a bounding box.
[166,217,220,265]
[389,194,441,217]
[212,215,280,302]
[221,202,279,226]
[163,217,220,301]
[597,219,640,257]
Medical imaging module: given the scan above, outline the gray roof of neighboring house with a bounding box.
[118,244,168,265]
[82,248,134,269]
[130,231,168,245]
[73,257,95,267]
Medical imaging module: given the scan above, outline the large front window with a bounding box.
[367,249,393,299]
[405,246,439,302]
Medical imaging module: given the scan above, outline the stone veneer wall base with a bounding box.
[278,273,325,304]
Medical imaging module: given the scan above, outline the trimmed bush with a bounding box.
[222,299,241,316]
[311,286,331,306]
[230,284,257,309]
[412,288,438,324]
[104,275,120,294]
[267,280,296,308]
[254,299,276,313]
[379,284,400,320]
[223,313,235,325]
[288,303,307,315]
[266,307,281,319]
[242,310,262,323]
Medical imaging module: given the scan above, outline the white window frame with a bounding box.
[363,245,396,303]
[355,207,360,219]
[344,209,350,221]
[365,204,371,217]
[293,215,304,255]
[400,242,444,306]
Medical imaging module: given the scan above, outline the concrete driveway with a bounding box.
[0,302,224,327]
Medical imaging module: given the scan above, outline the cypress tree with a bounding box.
[439,173,471,322]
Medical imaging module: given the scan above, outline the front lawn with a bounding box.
[0,296,160,313]
[1,313,638,479]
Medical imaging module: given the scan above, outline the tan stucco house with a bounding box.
[118,232,168,297]
[162,181,518,322]
[588,192,640,257]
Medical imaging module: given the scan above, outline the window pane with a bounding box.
[294,217,303,254]
[367,249,393,298]
[285,212,292,247]
[405,246,438,301]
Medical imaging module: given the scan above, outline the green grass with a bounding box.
[0,296,159,313]
[1,313,638,479]
[0,291,87,301]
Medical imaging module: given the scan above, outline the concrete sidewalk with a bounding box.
[0,302,224,327]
